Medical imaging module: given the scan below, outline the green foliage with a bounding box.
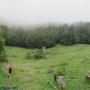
[0,50,7,62]
[5,26,56,48]
[34,49,46,59]
[0,27,7,62]
[1,44,90,90]
[2,22,90,48]
[54,67,66,78]
[25,52,32,59]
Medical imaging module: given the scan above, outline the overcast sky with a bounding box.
[0,0,90,25]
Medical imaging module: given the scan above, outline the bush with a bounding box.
[34,49,46,59]
[54,66,66,81]
[0,28,7,72]
[0,50,7,62]
[0,30,7,62]
[25,52,32,59]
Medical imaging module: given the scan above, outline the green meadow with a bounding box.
[1,44,90,90]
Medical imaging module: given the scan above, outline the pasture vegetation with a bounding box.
[1,44,90,90]
[1,23,90,90]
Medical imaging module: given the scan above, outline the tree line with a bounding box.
[1,22,90,48]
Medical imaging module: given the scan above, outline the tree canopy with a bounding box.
[2,22,90,48]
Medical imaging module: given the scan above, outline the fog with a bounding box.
[0,0,90,25]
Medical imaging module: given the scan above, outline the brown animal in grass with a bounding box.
[7,64,14,77]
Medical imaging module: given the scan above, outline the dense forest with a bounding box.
[1,22,90,48]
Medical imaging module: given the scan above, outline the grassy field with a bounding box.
[1,44,90,90]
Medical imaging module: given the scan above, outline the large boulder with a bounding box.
[56,76,65,88]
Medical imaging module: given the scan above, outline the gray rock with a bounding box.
[85,71,90,80]
[56,76,65,88]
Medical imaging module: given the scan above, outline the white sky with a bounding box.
[0,0,90,25]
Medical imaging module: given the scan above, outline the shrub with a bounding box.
[54,66,66,82]
[34,49,46,59]
[0,30,7,62]
[25,52,32,59]
[0,50,7,62]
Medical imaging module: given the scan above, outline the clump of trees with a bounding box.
[0,26,7,73]
[2,22,90,48]
[25,51,32,59]
[34,48,46,59]
[0,26,7,62]
[25,46,47,60]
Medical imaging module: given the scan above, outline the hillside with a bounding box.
[1,44,90,90]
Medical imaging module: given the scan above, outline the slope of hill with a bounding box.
[1,44,90,90]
